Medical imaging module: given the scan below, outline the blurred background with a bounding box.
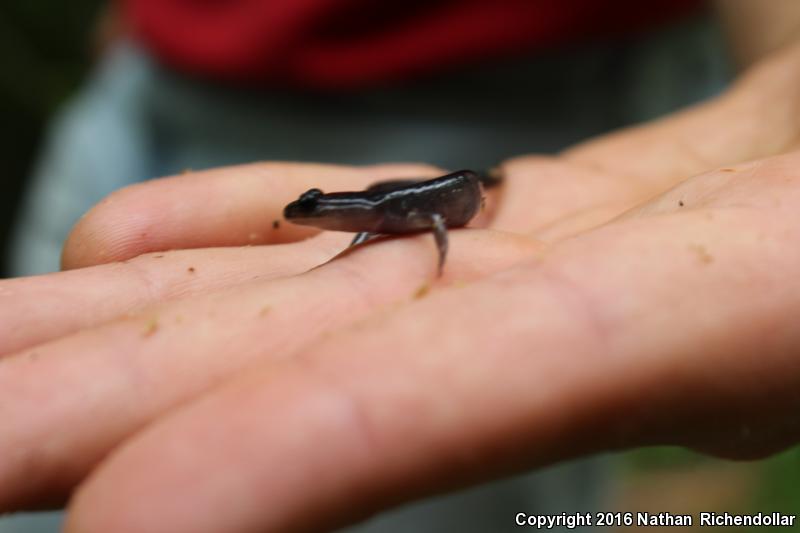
[0,1,798,531]
[0,0,104,276]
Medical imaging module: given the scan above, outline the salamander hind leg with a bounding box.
[431,213,448,277]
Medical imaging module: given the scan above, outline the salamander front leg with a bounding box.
[431,213,448,277]
[349,232,375,247]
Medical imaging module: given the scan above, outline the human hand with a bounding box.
[4,42,800,533]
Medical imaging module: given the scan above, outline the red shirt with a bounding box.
[124,0,703,89]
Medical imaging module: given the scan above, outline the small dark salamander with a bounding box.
[283,170,501,276]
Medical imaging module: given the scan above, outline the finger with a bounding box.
[489,155,652,240]
[62,162,445,270]
[0,232,349,357]
[65,163,800,532]
[495,42,800,241]
[563,41,800,187]
[0,229,537,511]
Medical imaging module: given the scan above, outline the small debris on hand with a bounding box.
[413,283,431,300]
[143,316,160,337]
[688,244,713,265]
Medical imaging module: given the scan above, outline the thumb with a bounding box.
[564,40,800,187]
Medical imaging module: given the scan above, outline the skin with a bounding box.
[3,7,800,533]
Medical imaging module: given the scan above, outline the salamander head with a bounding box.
[283,187,380,232]
[283,188,325,222]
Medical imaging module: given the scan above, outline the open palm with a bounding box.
[3,41,800,533]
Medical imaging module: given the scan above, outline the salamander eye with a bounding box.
[298,188,323,207]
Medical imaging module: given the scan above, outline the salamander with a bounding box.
[283,169,500,276]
